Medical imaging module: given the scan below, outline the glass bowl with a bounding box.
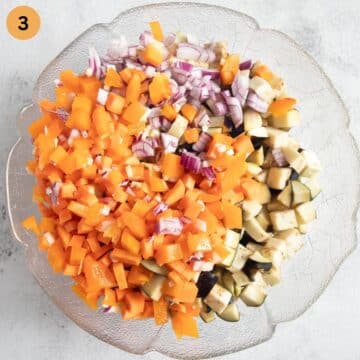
[6,2,360,359]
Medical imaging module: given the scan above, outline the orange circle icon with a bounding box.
[6,6,40,40]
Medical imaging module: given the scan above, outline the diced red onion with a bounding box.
[164,33,176,47]
[206,98,228,116]
[240,59,252,70]
[145,66,156,78]
[221,90,231,98]
[171,68,190,85]
[128,46,138,58]
[47,182,61,205]
[189,98,201,109]
[169,79,179,96]
[193,108,210,128]
[192,261,214,272]
[97,88,109,105]
[190,68,203,79]
[125,58,143,70]
[193,132,212,152]
[120,179,130,187]
[107,36,128,59]
[86,47,103,79]
[199,68,220,80]
[48,108,69,121]
[149,116,161,129]
[103,306,112,313]
[172,96,187,111]
[161,133,179,153]
[139,31,154,47]
[246,91,269,113]
[180,151,202,173]
[159,60,170,71]
[132,140,155,159]
[186,33,199,45]
[156,217,183,235]
[160,117,172,132]
[200,166,216,181]
[209,80,221,93]
[190,87,202,101]
[174,61,194,72]
[272,148,288,167]
[224,96,243,128]
[176,43,215,63]
[231,70,250,106]
[54,79,63,86]
[153,202,169,216]
[148,107,162,118]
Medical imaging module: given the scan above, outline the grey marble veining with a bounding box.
[0,1,359,359]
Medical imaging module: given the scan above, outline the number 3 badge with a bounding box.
[7,6,40,40]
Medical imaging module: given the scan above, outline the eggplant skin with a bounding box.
[244,259,272,273]
[196,271,218,298]
[290,170,299,180]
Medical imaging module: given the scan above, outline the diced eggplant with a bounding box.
[254,170,268,183]
[224,229,241,249]
[222,271,236,295]
[298,224,308,234]
[299,176,321,199]
[246,242,264,253]
[242,200,262,220]
[261,248,283,269]
[281,146,306,173]
[141,260,168,275]
[244,109,263,131]
[291,180,311,206]
[262,149,274,169]
[267,167,292,190]
[264,237,287,257]
[262,267,281,286]
[220,247,237,267]
[256,208,271,230]
[301,150,322,177]
[207,127,223,135]
[269,109,300,129]
[217,303,240,322]
[204,284,232,314]
[267,200,289,212]
[240,232,255,246]
[289,169,300,180]
[247,251,272,271]
[287,137,300,151]
[200,309,216,323]
[270,209,298,231]
[249,76,275,103]
[141,275,166,301]
[208,116,225,128]
[245,182,271,204]
[265,127,289,148]
[227,244,253,273]
[232,271,250,289]
[247,146,264,165]
[277,183,292,207]
[244,218,271,243]
[251,136,265,150]
[246,162,263,176]
[196,271,218,298]
[246,268,268,288]
[248,127,269,138]
[275,229,302,258]
[295,202,316,224]
[240,283,266,307]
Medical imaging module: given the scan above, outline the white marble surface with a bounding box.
[0,0,359,359]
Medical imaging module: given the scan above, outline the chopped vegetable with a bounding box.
[23,21,321,340]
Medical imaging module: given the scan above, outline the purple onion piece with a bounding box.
[240,59,252,70]
[156,217,183,235]
[139,31,154,47]
[180,151,202,173]
[161,133,179,153]
[246,91,269,113]
[132,140,155,159]
[193,132,212,152]
[176,43,215,63]
[231,70,250,107]
[193,108,210,128]
[153,202,169,216]
[200,166,216,181]
[224,96,243,128]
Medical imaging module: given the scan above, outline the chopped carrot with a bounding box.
[153,297,168,325]
[268,98,296,117]
[22,216,40,236]
[181,104,197,122]
[149,21,164,42]
[184,128,199,143]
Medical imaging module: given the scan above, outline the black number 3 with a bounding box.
[18,16,29,31]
